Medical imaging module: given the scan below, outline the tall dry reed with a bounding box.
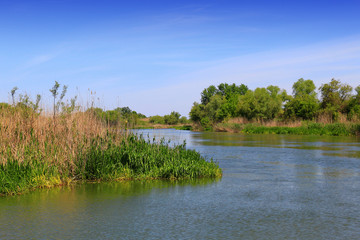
[0,105,110,166]
[0,104,221,196]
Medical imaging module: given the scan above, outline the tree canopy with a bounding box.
[190,78,360,129]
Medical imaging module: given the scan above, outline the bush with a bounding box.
[164,111,181,125]
[149,115,165,124]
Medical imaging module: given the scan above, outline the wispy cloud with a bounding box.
[117,35,360,116]
[24,54,56,68]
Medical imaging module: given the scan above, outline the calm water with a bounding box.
[1,129,360,239]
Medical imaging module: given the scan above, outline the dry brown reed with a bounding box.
[0,105,115,168]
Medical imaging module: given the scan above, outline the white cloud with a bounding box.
[116,35,360,116]
[24,54,56,68]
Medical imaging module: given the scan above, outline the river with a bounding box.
[1,129,360,239]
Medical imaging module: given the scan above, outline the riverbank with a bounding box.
[213,121,360,136]
[133,118,192,130]
[135,118,360,136]
[0,106,221,196]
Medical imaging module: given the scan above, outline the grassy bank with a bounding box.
[0,105,220,196]
[133,118,193,130]
[214,121,360,136]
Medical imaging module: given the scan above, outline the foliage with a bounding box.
[346,85,360,120]
[284,78,319,120]
[201,85,217,105]
[89,106,146,127]
[237,86,285,120]
[164,111,181,125]
[149,112,187,126]
[149,115,165,124]
[179,116,189,124]
[292,78,317,97]
[319,78,353,120]
[190,78,360,130]
[191,83,249,129]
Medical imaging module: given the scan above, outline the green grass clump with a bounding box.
[77,134,221,181]
[0,133,221,196]
[0,160,62,195]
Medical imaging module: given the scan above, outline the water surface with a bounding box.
[1,130,360,239]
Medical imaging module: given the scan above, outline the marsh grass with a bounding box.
[0,104,221,196]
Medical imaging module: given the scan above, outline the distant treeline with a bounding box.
[89,108,190,127]
[190,79,360,129]
[149,111,189,125]
[88,107,146,127]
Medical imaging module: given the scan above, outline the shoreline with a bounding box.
[133,122,360,136]
[189,121,360,136]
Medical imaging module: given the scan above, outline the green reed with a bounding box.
[77,134,221,181]
[0,133,221,196]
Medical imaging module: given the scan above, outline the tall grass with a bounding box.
[0,104,221,196]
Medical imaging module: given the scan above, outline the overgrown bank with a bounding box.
[190,78,360,136]
[213,121,360,136]
[0,84,221,196]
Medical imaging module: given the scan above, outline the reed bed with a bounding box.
[0,105,221,196]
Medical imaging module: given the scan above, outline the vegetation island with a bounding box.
[0,82,221,196]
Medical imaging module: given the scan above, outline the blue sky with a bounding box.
[1,0,360,116]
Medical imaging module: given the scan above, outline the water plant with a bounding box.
[0,85,221,196]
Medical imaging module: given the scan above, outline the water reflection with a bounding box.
[189,131,360,159]
[1,129,360,239]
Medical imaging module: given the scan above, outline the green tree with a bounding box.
[204,94,224,122]
[292,78,317,97]
[149,115,165,124]
[164,111,181,125]
[319,78,353,120]
[216,83,248,119]
[189,102,206,122]
[179,116,188,124]
[201,85,217,105]
[237,86,284,120]
[217,83,248,99]
[284,78,319,120]
[346,85,360,120]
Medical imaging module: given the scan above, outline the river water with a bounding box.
[1,129,360,239]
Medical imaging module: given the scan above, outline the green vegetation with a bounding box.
[78,134,220,181]
[149,115,165,124]
[216,122,360,136]
[141,111,191,129]
[149,111,189,125]
[88,106,146,128]
[190,78,360,135]
[89,109,190,130]
[0,83,221,196]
